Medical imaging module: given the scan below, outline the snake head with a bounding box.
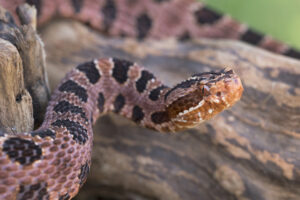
[164,68,243,131]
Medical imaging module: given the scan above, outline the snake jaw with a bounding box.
[166,68,243,131]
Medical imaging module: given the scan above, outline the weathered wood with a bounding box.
[0,5,50,128]
[40,20,300,200]
[0,38,33,133]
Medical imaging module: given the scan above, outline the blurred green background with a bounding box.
[201,0,300,50]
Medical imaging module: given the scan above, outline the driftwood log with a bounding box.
[0,9,300,200]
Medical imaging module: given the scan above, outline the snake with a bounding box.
[2,0,300,59]
[2,0,296,199]
[0,57,243,199]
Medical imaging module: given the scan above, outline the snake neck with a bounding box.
[40,58,243,134]
[40,58,170,133]
[0,57,242,199]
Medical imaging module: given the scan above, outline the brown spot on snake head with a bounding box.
[151,111,170,124]
[165,69,243,131]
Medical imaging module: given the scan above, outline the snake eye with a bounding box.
[216,92,221,97]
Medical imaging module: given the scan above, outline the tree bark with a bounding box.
[39,21,300,200]
[0,38,33,134]
[0,4,50,128]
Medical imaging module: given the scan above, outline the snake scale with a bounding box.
[2,0,300,59]
[0,0,296,199]
[0,57,243,199]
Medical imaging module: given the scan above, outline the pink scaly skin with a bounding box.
[1,0,300,59]
[0,58,243,199]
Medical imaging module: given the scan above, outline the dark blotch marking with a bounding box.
[3,138,42,165]
[31,129,56,139]
[164,79,198,100]
[59,80,88,102]
[284,48,300,59]
[18,182,49,200]
[112,58,133,84]
[101,0,117,32]
[194,7,222,24]
[179,31,191,41]
[52,119,88,144]
[241,29,263,45]
[78,162,90,187]
[136,70,155,93]
[98,92,105,113]
[113,94,125,113]
[53,100,88,122]
[132,106,144,122]
[77,61,101,84]
[136,13,152,39]
[26,0,42,16]
[71,0,83,13]
[59,193,71,200]
[151,111,170,124]
[149,85,167,101]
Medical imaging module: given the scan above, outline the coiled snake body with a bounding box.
[0,58,243,199]
[0,1,246,200]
